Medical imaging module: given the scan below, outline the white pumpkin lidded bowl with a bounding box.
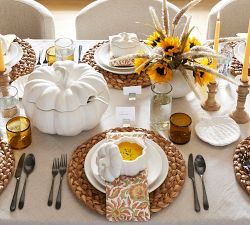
[22,60,109,136]
[96,136,147,182]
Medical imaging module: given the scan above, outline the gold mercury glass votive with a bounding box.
[6,116,32,150]
[169,113,192,145]
[46,46,56,66]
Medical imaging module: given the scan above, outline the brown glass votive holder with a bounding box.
[169,113,192,145]
[6,116,32,150]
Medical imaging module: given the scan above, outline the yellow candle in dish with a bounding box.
[0,40,5,73]
[242,19,250,82]
[118,142,143,161]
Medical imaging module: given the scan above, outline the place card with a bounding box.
[116,107,135,126]
[123,86,142,101]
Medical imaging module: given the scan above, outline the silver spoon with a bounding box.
[18,154,35,209]
[194,155,209,210]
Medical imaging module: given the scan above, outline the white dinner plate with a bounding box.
[236,33,248,39]
[4,42,23,67]
[11,74,29,99]
[84,138,169,193]
[94,42,152,75]
[234,42,250,68]
[195,116,240,146]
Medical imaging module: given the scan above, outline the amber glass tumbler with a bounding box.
[6,116,32,150]
[169,113,192,144]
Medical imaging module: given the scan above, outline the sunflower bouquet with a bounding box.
[133,0,238,98]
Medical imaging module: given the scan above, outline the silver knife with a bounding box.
[78,45,82,63]
[10,153,25,212]
[188,153,200,212]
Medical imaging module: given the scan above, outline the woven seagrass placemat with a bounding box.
[9,37,36,83]
[68,127,186,215]
[0,139,15,194]
[233,136,250,195]
[226,41,250,77]
[81,42,151,90]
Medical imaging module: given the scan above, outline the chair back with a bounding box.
[0,0,55,39]
[75,0,187,39]
[207,0,250,39]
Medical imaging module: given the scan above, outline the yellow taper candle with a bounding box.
[0,40,5,73]
[214,12,220,54]
[242,19,250,82]
[213,12,221,71]
[209,12,221,83]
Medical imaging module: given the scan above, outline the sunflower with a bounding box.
[183,42,190,53]
[194,70,215,86]
[146,31,161,47]
[134,58,148,74]
[158,37,181,56]
[147,63,172,82]
[200,57,213,66]
[194,57,215,86]
[189,37,201,48]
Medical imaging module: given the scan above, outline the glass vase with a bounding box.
[150,82,172,131]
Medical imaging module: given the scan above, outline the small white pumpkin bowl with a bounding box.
[113,136,147,177]
[22,60,110,136]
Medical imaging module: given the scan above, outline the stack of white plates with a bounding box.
[234,42,250,68]
[84,138,169,193]
[94,42,151,75]
[4,42,23,68]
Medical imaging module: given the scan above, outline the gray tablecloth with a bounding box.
[0,40,249,225]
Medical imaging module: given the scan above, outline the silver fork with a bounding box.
[242,151,250,173]
[36,49,43,66]
[55,154,67,209]
[48,158,59,206]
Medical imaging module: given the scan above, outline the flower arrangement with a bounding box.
[133,0,237,98]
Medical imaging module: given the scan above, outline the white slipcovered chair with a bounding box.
[75,0,187,40]
[207,0,250,39]
[0,0,55,39]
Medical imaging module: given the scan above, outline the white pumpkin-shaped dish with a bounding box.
[22,60,109,136]
[114,136,147,177]
[96,142,123,182]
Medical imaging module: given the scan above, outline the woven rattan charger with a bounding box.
[226,41,250,77]
[233,136,250,195]
[81,41,151,90]
[9,37,36,83]
[68,127,186,215]
[0,139,15,194]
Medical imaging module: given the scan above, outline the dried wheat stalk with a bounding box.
[172,0,202,34]
[162,0,170,35]
[179,65,200,99]
[149,6,166,39]
[182,51,226,60]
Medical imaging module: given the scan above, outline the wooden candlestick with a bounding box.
[0,69,10,87]
[230,80,249,124]
[0,69,11,98]
[201,82,221,111]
